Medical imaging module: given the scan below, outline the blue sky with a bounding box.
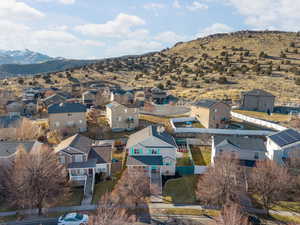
[1,0,299,59]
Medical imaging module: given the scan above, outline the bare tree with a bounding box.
[7,144,69,215]
[112,169,150,209]
[216,203,249,225]
[249,160,291,212]
[95,89,110,107]
[89,192,135,225]
[196,156,246,207]
[15,118,41,140]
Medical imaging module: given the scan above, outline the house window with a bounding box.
[133,149,143,155]
[254,152,259,159]
[68,113,72,116]
[219,149,223,154]
[152,149,158,155]
[118,116,122,122]
[79,120,83,124]
[60,156,65,164]
[75,155,83,162]
[55,121,60,127]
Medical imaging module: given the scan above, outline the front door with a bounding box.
[88,168,93,176]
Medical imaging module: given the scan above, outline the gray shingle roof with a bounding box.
[68,159,97,169]
[43,94,66,107]
[88,146,112,164]
[243,89,275,97]
[0,141,35,158]
[268,129,300,147]
[127,155,163,166]
[214,135,267,152]
[55,134,92,154]
[48,102,87,114]
[126,125,177,149]
[193,99,219,108]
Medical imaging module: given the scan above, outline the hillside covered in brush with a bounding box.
[4,31,300,104]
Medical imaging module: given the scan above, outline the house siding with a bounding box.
[106,105,139,131]
[191,102,230,128]
[49,112,87,132]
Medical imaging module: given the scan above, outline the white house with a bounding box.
[55,134,112,194]
[266,129,300,165]
[212,135,267,167]
[126,125,177,176]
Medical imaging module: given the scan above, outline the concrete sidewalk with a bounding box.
[1,203,300,220]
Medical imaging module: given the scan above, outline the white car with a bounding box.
[57,213,89,225]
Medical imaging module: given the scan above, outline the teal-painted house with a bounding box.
[126,125,178,176]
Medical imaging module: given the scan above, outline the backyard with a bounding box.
[176,152,193,166]
[173,121,205,128]
[163,175,198,204]
[233,109,291,123]
[190,145,211,166]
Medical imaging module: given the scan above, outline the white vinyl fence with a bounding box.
[231,112,287,131]
[194,166,208,174]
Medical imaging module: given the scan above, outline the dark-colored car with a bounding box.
[248,215,262,225]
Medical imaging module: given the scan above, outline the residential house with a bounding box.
[150,87,168,104]
[134,90,146,106]
[241,89,275,113]
[23,100,37,116]
[110,89,134,105]
[126,125,178,176]
[40,93,67,111]
[266,129,300,165]
[212,135,267,167]
[190,100,231,128]
[106,101,139,132]
[0,140,37,164]
[55,134,112,192]
[6,101,24,116]
[82,90,97,106]
[0,115,22,140]
[48,102,87,132]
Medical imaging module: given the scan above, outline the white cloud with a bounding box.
[197,23,233,37]
[58,0,75,4]
[143,3,165,10]
[154,31,188,44]
[34,0,75,4]
[0,20,105,59]
[106,39,163,56]
[75,13,146,38]
[186,1,208,11]
[172,0,181,8]
[225,0,300,30]
[0,0,44,20]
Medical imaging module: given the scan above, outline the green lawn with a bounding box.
[190,146,211,166]
[163,175,198,204]
[92,180,117,204]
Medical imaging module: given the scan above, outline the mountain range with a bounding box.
[0,50,98,77]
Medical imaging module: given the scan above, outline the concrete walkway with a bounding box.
[1,203,300,219]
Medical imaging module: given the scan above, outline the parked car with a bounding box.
[248,215,261,225]
[58,213,88,225]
